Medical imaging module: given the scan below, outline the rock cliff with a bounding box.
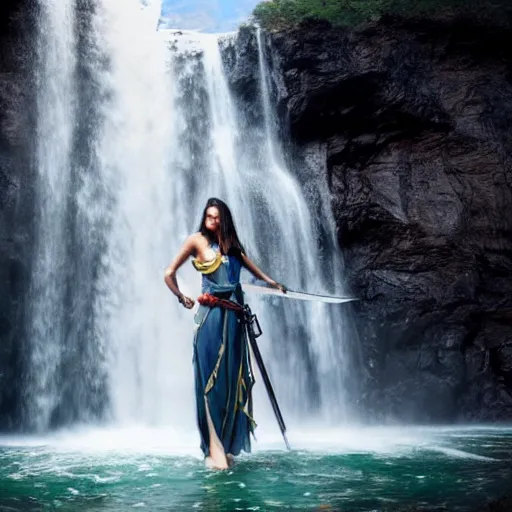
[270,17,512,421]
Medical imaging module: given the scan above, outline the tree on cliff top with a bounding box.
[252,0,512,30]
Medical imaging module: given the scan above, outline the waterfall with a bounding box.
[26,0,352,434]
[252,29,350,422]
[26,0,77,431]
[85,0,189,426]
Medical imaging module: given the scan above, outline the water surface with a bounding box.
[1,426,510,511]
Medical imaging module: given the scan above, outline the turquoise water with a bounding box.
[1,426,511,511]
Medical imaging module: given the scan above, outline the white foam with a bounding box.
[1,425,509,461]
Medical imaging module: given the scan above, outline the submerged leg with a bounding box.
[204,397,229,470]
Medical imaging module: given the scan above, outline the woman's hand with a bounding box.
[178,295,195,309]
[271,281,287,294]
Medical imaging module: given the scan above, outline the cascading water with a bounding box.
[26,0,352,435]
[26,0,77,432]
[85,0,193,427]
[252,28,351,422]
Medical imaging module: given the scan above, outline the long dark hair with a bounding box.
[198,197,245,256]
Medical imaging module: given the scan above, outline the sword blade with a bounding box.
[242,283,358,304]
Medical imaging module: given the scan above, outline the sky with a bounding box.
[157,0,261,32]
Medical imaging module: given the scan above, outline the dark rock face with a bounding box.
[268,17,512,422]
[0,0,37,430]
[220,26,262,130]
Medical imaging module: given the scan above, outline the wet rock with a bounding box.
[220,25,263,130]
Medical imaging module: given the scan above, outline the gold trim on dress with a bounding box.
[204,342,225,394]
[235,361,257,428]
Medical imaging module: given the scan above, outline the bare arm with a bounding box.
[241,253,287,293]
[164,235,196,309]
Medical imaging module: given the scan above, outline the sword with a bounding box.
[242,282,358,304]
[239,282,356,451]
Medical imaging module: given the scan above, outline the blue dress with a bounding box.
[192,244,256,457]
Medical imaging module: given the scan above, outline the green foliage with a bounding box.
[252,0,512,30]
[252,0,382,29]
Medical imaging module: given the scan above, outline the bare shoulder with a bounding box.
[185,232,201,246]
[183,232,208,253]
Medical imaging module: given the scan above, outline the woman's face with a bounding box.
[205,206,220,233]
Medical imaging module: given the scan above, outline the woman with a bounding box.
[164,197,286,470]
